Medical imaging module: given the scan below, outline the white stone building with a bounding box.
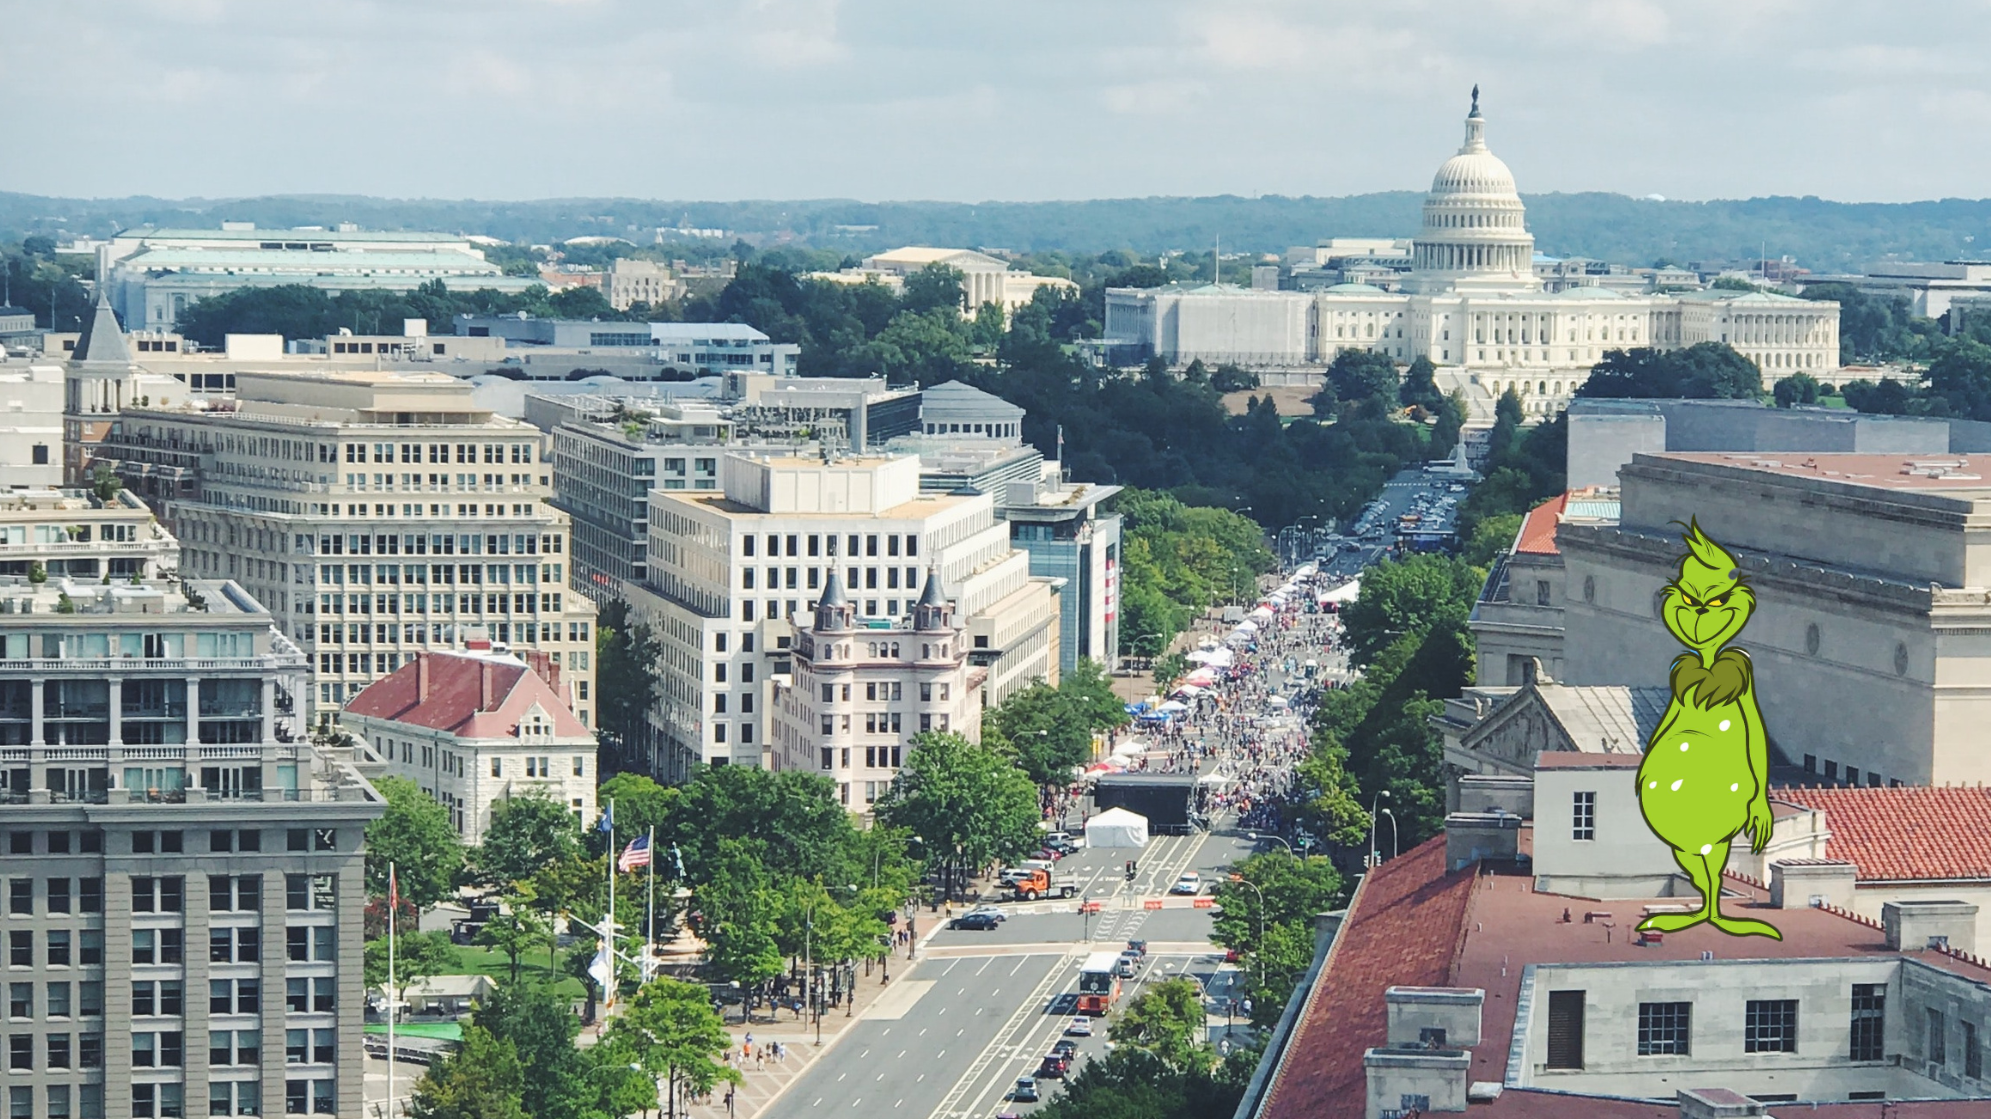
[84,369,598,722]
[770,571,984,810]
[628,451,1060,775]
[342,644,596,841]
[1102,96,1841,416]
[0,364,63,489]
[811,248,1078,317]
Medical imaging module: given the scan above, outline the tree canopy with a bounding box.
[364,775,465,910]
[874,731,1041,887]
[1575,342,1763,400]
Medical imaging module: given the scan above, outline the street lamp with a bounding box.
[1367,790,1392,870]
[1226,873,1267,990]
[1379,807,1399,861]
[1246,831,1293,856]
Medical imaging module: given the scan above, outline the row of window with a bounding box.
[817,746,905,771]
[739,598,911,624]
[314,592,564,622]
[344,442,532,466]
[814,713,951,739]
[6,881,102,917]
[1545,985,1889,1070]
[313,532,551,558]
[316,563,554,585]
[742,533,917,560]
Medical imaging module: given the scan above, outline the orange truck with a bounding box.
[1004,868,1080,900]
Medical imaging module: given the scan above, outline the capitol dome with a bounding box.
[1405,90,1540,295]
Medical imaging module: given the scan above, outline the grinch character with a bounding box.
[1635,520,1781,940]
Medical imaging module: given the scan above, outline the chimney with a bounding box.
[1676,1088,1765,1119]
[1884,899,1979,955]
[480,660,494,712]
[417,653,430,703]
[520,648,558,689]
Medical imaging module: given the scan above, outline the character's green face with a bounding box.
[1663,520,1754,650]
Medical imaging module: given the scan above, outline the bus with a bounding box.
[1076,951,1123,1016]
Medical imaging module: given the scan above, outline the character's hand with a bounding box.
[1746,798,1774,854]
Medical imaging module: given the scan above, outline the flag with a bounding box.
[388,865,399,911]
[618,835,651,873]
[597,801,614,837]
[672,843,686,880]
[587,938,614,996]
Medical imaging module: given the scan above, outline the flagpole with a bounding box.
[606,799,615,1012]
[387,863,396,1119]
[645,825,657,984]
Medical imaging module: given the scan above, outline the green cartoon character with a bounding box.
[1634,519,1781,940]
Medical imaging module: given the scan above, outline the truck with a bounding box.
[1004,868,1080,900]
[1076,951,1124,1015]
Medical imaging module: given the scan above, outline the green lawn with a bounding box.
[364,1022,462,1041]
[441,943,587,999]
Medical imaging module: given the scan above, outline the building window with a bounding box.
[1967,1021,1982,1080]
[1931,1008,1948,1067]
[1744,999,1797,1053]
[1546,990,1584,1069]
[1572,791,1595,841]
[1637,1001,1691,1056]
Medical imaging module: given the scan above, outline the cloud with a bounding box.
[9,0,1991,204]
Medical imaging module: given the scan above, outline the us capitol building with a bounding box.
[1102,94,1841,417]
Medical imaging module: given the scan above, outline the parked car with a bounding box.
[1170,872,1203,895]
[1011,1077,1040,1103]
[965,905,1006,922]
[1065,1017,1093,1037]
[949,912,1000,931]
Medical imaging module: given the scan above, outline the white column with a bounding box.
[261,677,276,744]
[108,678,122,746]
[186,677,201,747]
[29,678,43,748]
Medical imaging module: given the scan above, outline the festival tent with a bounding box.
[1321,579,1361,605]
[1294,563,1317,579]
[1187,648,1234,668]
[1233,620,1259,633]
[1267,695,1290,708]
[1084,807,1150,849]
[1249,605,1275,620]
[1183,668,1218,685]
[1111,739,1147,758]
[1157,699,1190,713]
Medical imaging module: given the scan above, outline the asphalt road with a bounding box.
[1318,465,1471,577]
[762,830,1258,1119]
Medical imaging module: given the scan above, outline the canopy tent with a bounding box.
[1183,668,1218,686]
[1111,739,1147,757]
[1293,563,1317,579]
[1233,620,1259,634]
[1156,699,1191,712]
[1320,579,1361,605]
[1084,807,1150,849]
[1267,695,1289,708]
[1249,605,1275,620]
[1186,647,1234,667]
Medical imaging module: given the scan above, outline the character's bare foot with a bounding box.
[1637,912,1708,933]
[1710,914,1783,940]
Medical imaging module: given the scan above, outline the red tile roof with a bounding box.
[1257,838,1477,1119]
[1514,492,1569,555]
[343,650,588,741]
[1772,785,1991,881]
[1252,823,1991,1119]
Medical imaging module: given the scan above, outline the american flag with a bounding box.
[618,835,652,873]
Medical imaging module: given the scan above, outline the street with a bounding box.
[759,829,1258,1119]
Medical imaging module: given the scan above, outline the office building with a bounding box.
[341,644,595,842]
[0,483,377,1119]
[600,259,684,311]
[628,452,1059,777]
[1466,487,1619,686]
[1002,474,1122,674]
[1237,753,1991,1118]
[1557,451,1991,788]
[453,317,799,378]
[723,374,920,448]
[83,369,597,724]
[100,226,539,331]
[0,366,63,489]
[1102,96,1840,416]
[770,571,983,809]
[916,381,1024,442]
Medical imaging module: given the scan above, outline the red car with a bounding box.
[1224,947,1241,963]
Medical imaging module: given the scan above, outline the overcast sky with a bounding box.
[13,0,1988,204]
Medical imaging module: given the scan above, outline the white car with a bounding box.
[1170,872,1203,896]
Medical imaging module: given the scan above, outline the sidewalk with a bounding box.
[680,925,946,1119]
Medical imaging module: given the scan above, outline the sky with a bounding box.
[12,0,1991,204]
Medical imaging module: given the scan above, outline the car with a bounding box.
[965,905,1006,922]
[1033,848,1063,862]
[1036,1056,1068,1079]
[1125,939,1149,958]
[948,912,1000,930]
[1065,1017,1093,1037]
[1011,1077,1040,1103]
[1224,947,1241,963]
[1114,957,1137,978]
[1170,872,1203,896]
[1050,1040,1078,1061]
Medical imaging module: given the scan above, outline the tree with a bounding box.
[472,791,582,886]
[593,772,677,858]
[608,978,743,1116]
[1460,512,1523,568]
[988,681,1095,789]
[1033,1045,1254,1119]
[1843,377,1915,415]
[364,776,465,910]
[1209,364,1260,393]
[471,981,593,1119]
[1108,978,1210,1070]
[1430,390,1468,459]
[692,840,784,990]
[596,598,663,765]
[1291,735,1371,850]
[364,929,457,1010]
[1399,356,1445,414]
[1576,343,1763,400]
[473,907,550,984]
[1923,337,1991,421]
[407,1025,527,1119]
[1339,554,1483,667]
[1151,651,1192,692]
[1060,658,1132,733]
[1325,349,1399,409]
[874,732,1041,897]
[662,765,864,890]
[1772,372,1823,408]
[900,263,967,315]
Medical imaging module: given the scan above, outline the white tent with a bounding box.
[1321,579,1361,604]
[1111,739,1147,758]
[1085,807,1150,849]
